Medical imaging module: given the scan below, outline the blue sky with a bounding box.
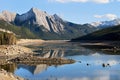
[0,0,120,24]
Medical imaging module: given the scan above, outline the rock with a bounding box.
[87,63,90,66]
[102,63,106,67]
[0,32,16,45]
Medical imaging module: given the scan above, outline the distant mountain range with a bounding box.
[0,8,120,40]
[90,18,120,29]
[72,25,120,41]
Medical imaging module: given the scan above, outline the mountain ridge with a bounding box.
[0,8,98,40]
[90,18,120,28]
[1,8,119,40]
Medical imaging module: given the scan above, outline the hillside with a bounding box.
[71,25,120,41]
[0,20,38,39]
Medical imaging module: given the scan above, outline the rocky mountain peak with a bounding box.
[30,7,46,14]
[28,8,51,28]
[14,8,65,33]
[0,10,16,22]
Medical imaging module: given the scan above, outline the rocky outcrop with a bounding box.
[0,10,16,22]
[0,32,16,45]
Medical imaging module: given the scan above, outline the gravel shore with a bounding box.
[0,45,34,80]
[0,39,42,80]
[0,45,33,56]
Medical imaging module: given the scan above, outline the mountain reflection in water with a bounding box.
[17,64,48,74]
[2,42,120,80]
[33,42,96,58]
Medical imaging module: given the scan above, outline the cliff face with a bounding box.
[0,32,16,45]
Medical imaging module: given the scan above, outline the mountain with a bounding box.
[0,8,97,40]
[15,8,66,33]
[90,18,120,29]
[71,25,120,41]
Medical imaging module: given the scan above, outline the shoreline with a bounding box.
[0,39,120,59]
[17,39,45,46]
[71,41,120,46]
[0,39,72,80]
[0,39,120,80]
[0,39,46,80]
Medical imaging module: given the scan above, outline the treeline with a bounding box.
[0,20,38,39]
[0,32,16,45]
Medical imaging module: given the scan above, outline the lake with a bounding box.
[2,41,120,80]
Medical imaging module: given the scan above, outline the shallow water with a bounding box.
[4,42,120,80]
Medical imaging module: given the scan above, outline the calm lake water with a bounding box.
[3,42,120,80]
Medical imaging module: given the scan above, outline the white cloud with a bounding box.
[94,15,103,18]
[92,0,110,3]
[49,0,111,3]
[94,14,117,20]
[55,0,88,3]
[106,14,118,20]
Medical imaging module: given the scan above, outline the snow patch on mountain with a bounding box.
[91,18,120,28]
[90,22,101,27]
